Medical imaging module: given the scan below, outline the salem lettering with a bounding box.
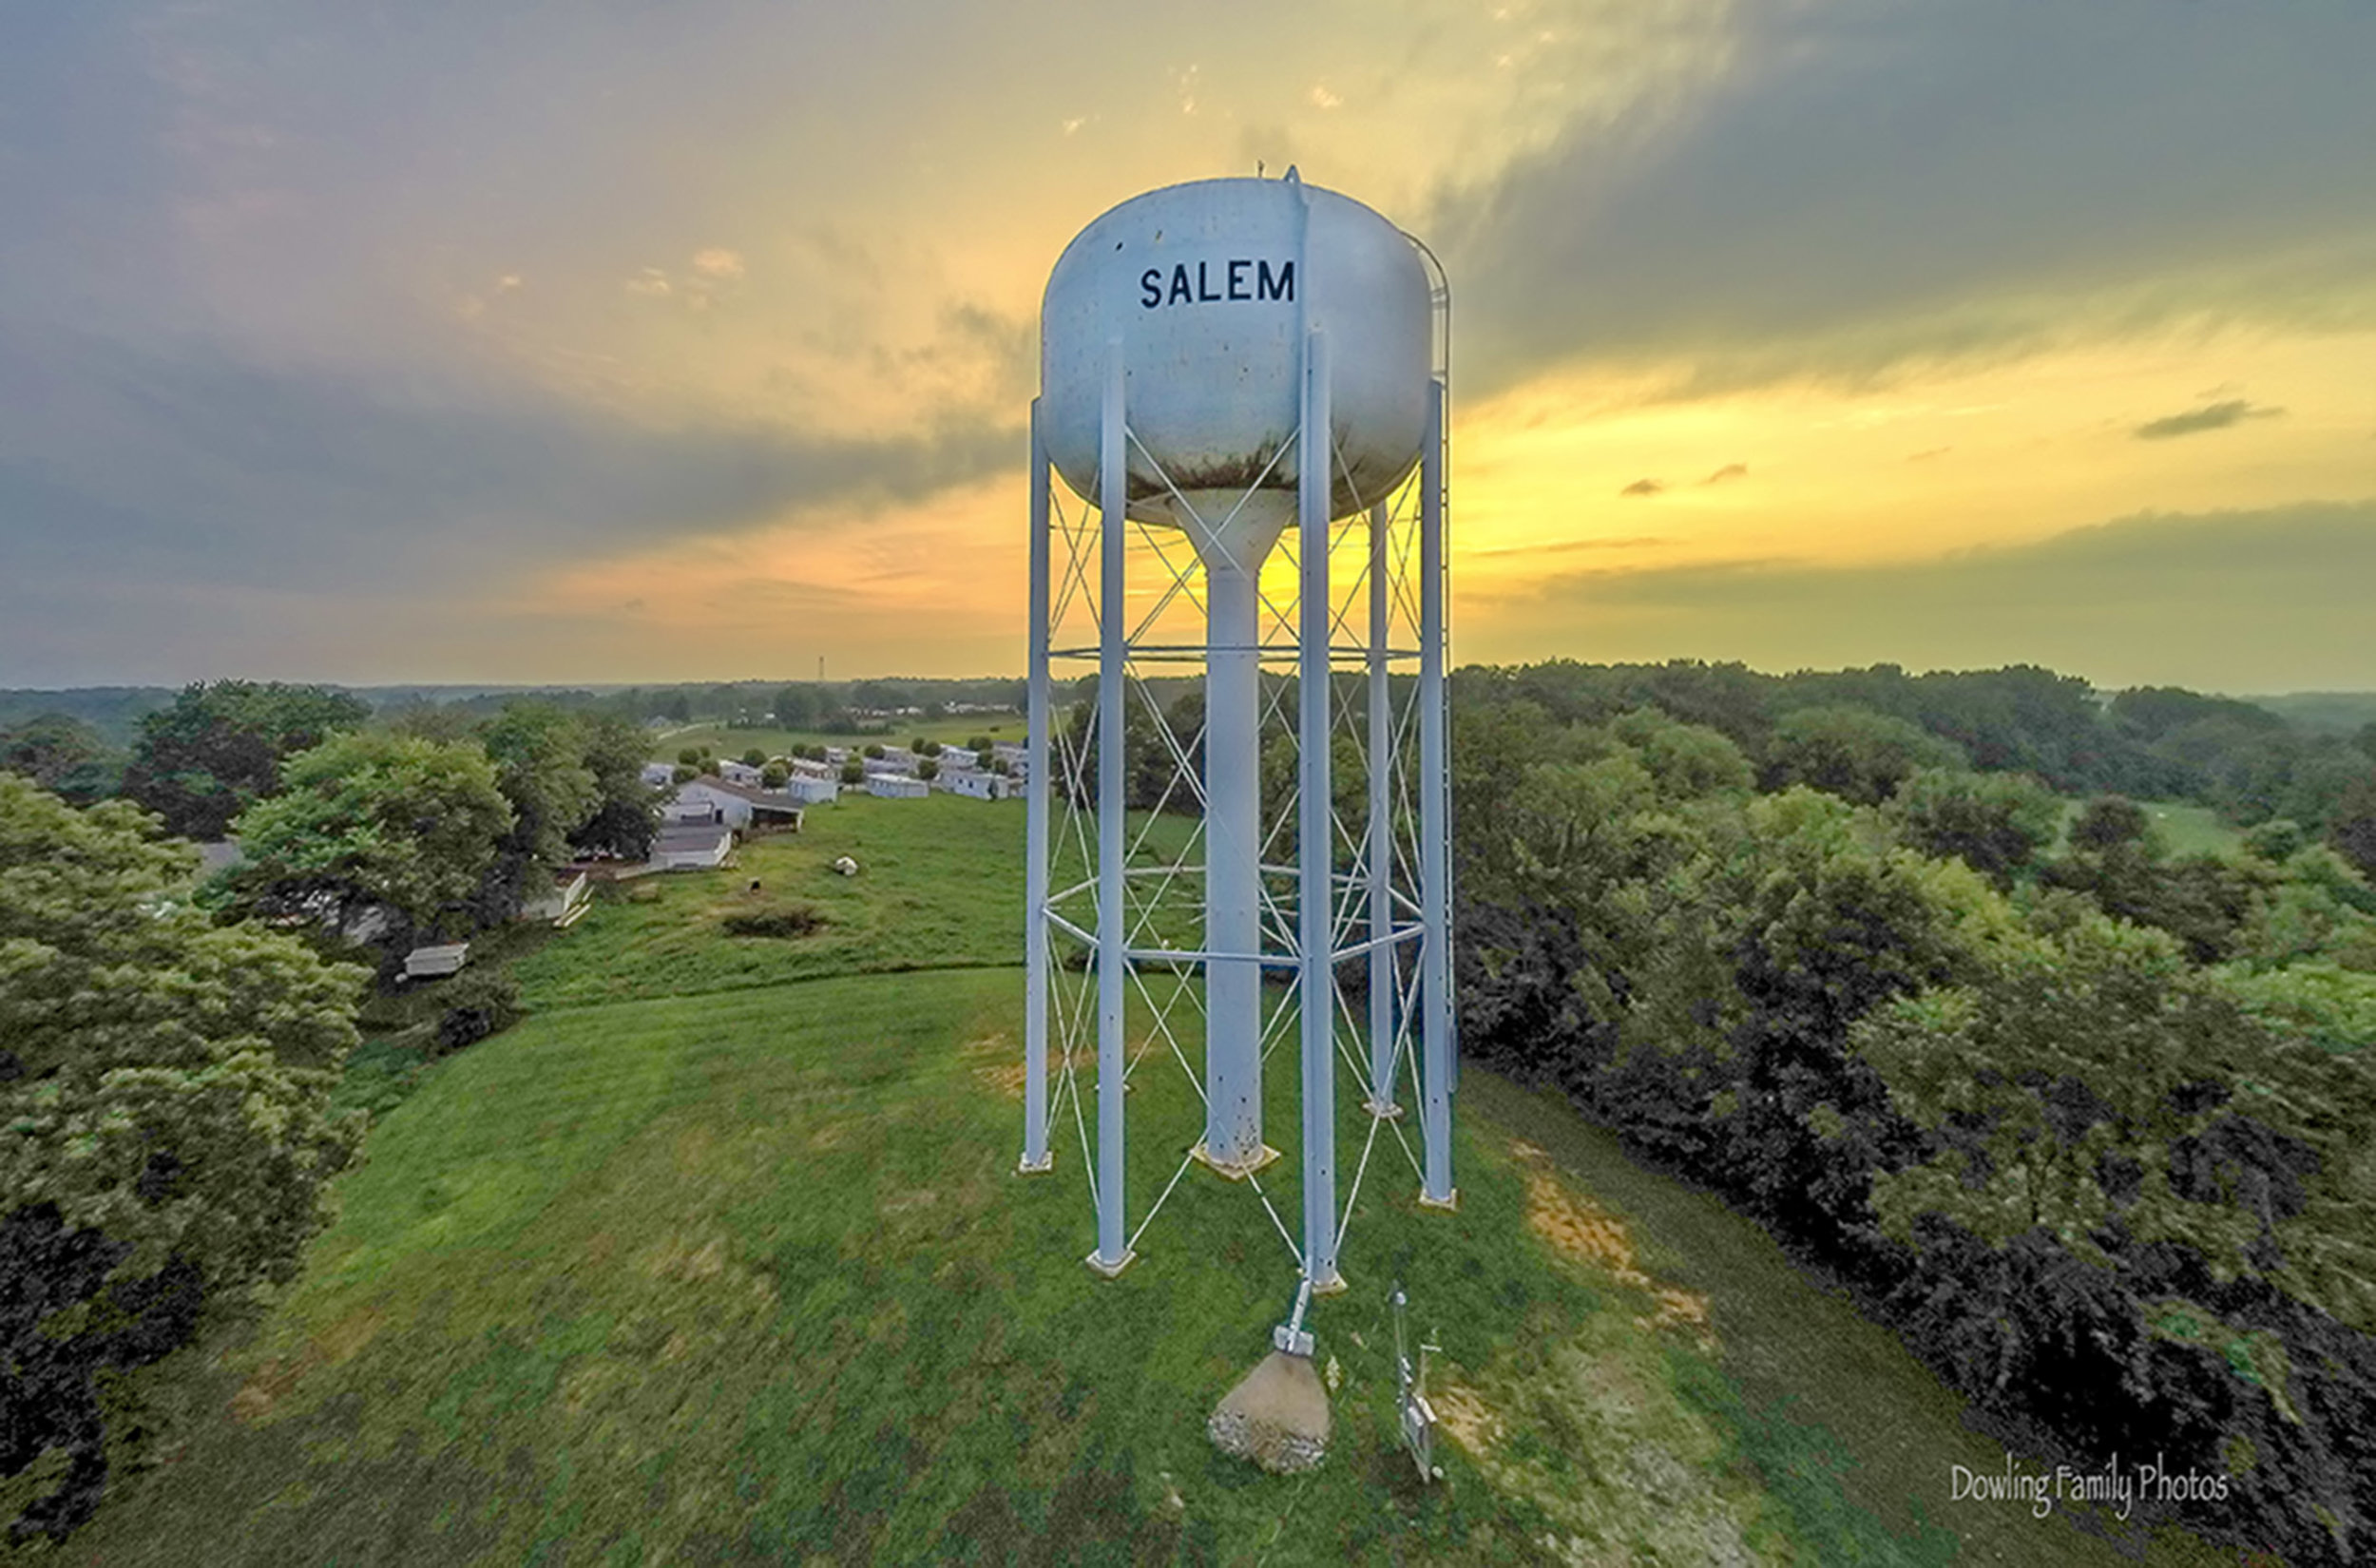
[1139,259,1294,309]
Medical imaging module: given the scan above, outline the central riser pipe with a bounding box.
[1201,560,1264,1170]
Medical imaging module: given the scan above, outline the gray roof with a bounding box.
[654,823,731,851]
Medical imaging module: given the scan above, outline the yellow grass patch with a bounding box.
[1429,1381,1505,1454]
[1513,1140,1715,1348]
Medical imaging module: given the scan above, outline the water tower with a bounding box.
[1019,172,1454,1296]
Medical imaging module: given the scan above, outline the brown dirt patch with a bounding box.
[229,1308,384,1425]
[972,1046,1081,1100]
[1429,1381,1504,1454]
[1513,1139,1714,1348]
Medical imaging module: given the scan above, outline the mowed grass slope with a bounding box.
[71,794,1960,1564]
[513,795,1029,1007]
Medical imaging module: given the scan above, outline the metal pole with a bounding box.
[1418,375,1456,1210]
[1200,550,1264,1172]
[1365,500,1398,1119]
[1090,341,1134,1274]
[1022,399,1053,1174]
[1297,327,1342,1291]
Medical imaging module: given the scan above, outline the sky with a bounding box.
[2,0,2371,694]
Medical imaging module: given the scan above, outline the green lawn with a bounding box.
[513,794,1030,1009]
[75,795,1980,1564]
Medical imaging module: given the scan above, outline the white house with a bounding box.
[788,756,834,780]
[823,746,852,765]
[640,761,678,789]
[860,755,906,777]
[941,769,1009,801]
[782,774,839,805]
[677,775,809,831]
[717,759,765,788]
[652,823,733,870]
[866,774,930,800]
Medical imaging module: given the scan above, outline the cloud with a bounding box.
[690,248,745,280]
[1435,0,2376,397]
[1700,463,1748,485]
[1619,478,1665,497]
[1471,497,2376,690]
[0,320,1021,612]
[1470,535,1668,560]
[2134,399,2284,441]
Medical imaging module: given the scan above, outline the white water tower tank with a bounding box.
[1040,173,1431,550]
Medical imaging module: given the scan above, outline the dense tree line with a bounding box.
[1452,692,2376,1563]
[1456,660,2376,870]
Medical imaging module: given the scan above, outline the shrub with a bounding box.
[432,972,522,1055]
[720,902,825,939]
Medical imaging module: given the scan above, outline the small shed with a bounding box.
[404,943,469,980]
[652,824,733,870]
[522,870,593,927]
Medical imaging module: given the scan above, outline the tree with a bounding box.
[917,756,940,782]
[678,747,703,768]
[220,731,512,948]
[119,681,372,840]
[2328,772,2376,887]
[0,777,365,1541]
[761,761,790,788]
[1885,768,2061,885]
[0,713,120,805]
[473,705,601,923]
[570,717,661,861]
[1763,704,1965,806]
[2066,794,2156,855]
[740,747,767,768]
[773,685,822,729]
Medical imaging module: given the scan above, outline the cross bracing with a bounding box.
[1022,354,1455,1296]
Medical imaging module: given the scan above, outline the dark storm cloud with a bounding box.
[1489,499,2376,690]
[2134,399,2285,441]
[0,320,1019,596]
[1436,1,2376,397]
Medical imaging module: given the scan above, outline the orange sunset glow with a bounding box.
[4,2,2370,691]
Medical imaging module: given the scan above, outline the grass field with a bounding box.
[65,794,2128,1563]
